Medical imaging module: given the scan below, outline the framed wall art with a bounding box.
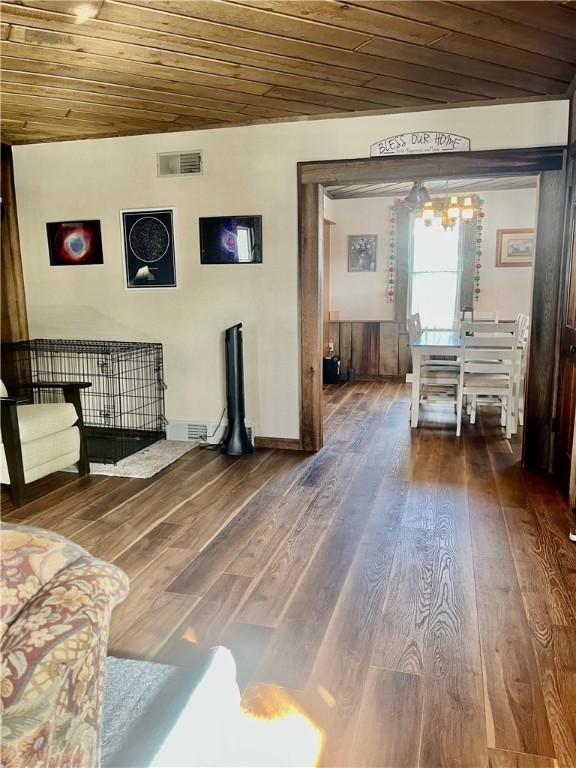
[199,215,262,264]
[121,208,177,289]
[46,220,103,266]
[348,235,377,272]
[496,228,535,268]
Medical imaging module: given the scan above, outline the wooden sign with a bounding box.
[370,131,471,157]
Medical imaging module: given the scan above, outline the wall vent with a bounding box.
[187,422,208,441]
[167,420,255,445]
[157,151,202,177]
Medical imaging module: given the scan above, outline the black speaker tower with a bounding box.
[220,323,253,456]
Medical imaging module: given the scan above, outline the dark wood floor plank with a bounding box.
[488,748,558,768]
[530,626,576,768]
[108,547,192,647]
[233,450,363,628]
[349,667,423,768]
[372,523,433,675]
[307,479,408,766]
[503,504,576,628]
[419,669,488,768]
[475,555,556,758]
[255,460,385,690]
[112,591,197,660]
[425,452,482,676]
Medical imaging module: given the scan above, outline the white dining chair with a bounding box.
[456,321,519,438]
[514,313,530,430]
[408,314,460,425]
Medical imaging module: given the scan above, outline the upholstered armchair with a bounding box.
[0,379,91,506]
[1,523,129,768]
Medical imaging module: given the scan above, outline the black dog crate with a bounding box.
[2,339,166,464]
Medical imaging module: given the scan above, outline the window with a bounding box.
[409,217,461,329]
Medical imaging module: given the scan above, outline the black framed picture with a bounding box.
[199,215,262,264]
[46,220,103,266]
[121,208,177,289]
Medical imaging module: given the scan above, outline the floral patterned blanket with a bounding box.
[1,524,129,768]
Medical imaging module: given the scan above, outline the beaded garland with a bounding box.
[387,203,398,303]
[474,197,485,301]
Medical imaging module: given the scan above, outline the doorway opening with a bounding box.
[298,148,566,473]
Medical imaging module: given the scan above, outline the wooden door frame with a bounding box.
[298,146,566,468]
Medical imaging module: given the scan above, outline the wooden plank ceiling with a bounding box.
[325,174,539,199]
[0,0,575,145]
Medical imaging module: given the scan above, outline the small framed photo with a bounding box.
[496,228,535,268]
[121,208,177,289]
[46,220,103,266]
[348,235,377,272]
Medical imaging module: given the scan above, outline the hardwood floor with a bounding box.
[2,381,575,768]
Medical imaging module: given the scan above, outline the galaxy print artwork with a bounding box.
[121,209,177,289]
[46,220,103,266]
[199,216,263,264]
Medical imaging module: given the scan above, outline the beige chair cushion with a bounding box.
[1,426,80,484]
[15,403,78,443]
[0,379,8,398]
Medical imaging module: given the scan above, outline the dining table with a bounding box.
[410,329,461,428]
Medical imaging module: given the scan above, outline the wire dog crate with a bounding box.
[2,339,166,463]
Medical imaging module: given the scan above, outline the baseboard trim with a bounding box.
[254,436,302,450]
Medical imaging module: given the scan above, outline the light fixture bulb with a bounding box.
[422,201,434,226]
[461,196,474,221]
[447,195,460,219]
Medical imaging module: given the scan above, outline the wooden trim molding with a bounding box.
[524,166,567,471]
[300,147,564,186]
[1,143,28,343]
[254,437,303,450]
[299,147,567,465]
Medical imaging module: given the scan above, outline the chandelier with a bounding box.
[404,182,476,229]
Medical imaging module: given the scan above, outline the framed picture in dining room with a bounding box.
[348,234,377,272]
[495,228,535,268]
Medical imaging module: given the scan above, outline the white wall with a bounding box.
[328,197,396,321]
[13,100,568,438]
[474,187,537,319]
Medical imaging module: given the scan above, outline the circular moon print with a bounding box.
[128,216,170,263]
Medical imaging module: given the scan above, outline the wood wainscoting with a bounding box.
[328,320,410,380]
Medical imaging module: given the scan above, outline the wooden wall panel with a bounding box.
[1,143,28,343]
[379,322,399,376]
[352,322,380,377]
[339,322,353,378]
